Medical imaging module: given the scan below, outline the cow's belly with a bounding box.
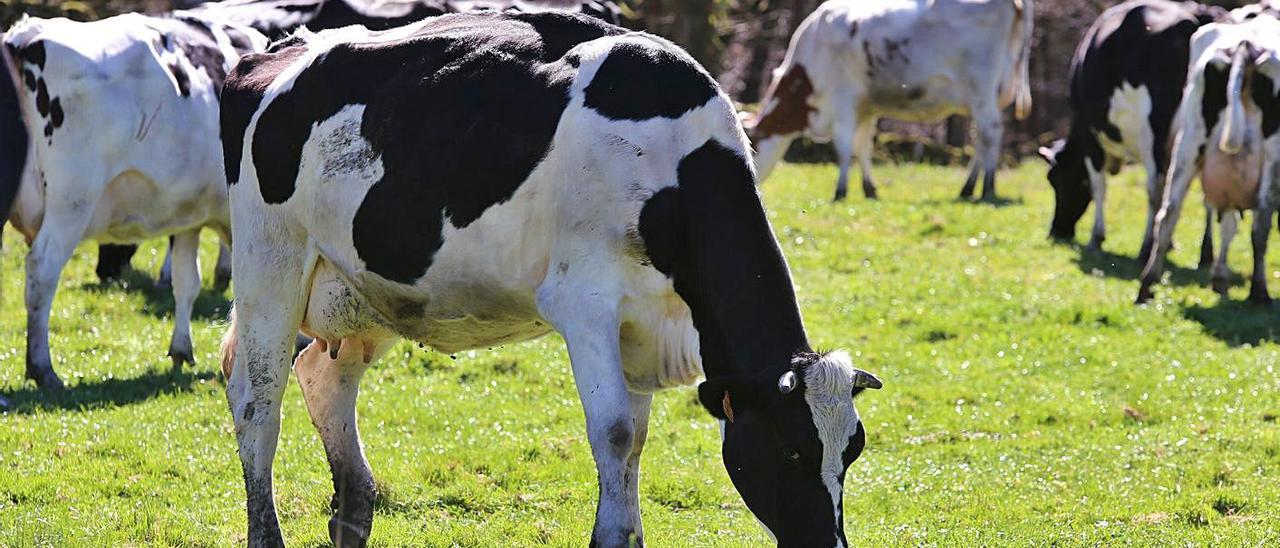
[303,257,552,355]
[1202,148,1262,212]
[91,169,227,243]
[865,76,964,122]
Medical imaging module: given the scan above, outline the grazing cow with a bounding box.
[91,0,624,282]
[0,12,268,389]
[1137,14,1280,304]
[1038,0,1224,258]
[220,12,881,547]
[747,0,1034,201]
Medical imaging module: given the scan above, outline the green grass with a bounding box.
[4,161,1280,546]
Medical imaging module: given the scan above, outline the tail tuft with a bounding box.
[220,307,238,379]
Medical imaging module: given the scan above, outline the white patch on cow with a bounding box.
[1097,83,1154,162]
[801,350,862,537]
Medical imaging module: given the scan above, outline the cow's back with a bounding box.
[224,11,739,352]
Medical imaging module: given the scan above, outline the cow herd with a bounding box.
[2,0,1280,546]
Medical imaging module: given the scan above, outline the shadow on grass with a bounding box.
[1184,301,1280,346]
[919,196,1025,208]
[1,368,217,414]
[79,268,231,321]
[1071,247,1205,287]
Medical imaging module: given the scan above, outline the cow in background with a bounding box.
[0,12,268,389]
[1138,13,1280,304]
[1038,0,1224,258]
[747,0,1033,201]
[90,0,625,283]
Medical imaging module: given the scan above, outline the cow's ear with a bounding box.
[698,378,760,422]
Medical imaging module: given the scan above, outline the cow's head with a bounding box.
[1039,139,1091,241]
[698,350,881,547]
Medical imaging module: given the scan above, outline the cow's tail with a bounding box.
[0,36,30,300]
[1004,0,1034,120]
[1220,43,1253,154]
[219,306,238,380]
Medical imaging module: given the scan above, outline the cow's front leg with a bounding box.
[1087,163,1107,252]
[854,119,878,199]
[296,337,389,547]
[225,238,308,548]
[1139,131,1202,303]
[832,123,855,202]
[168,229,201,368]
[623,392,652,539]
[539,285,639,547]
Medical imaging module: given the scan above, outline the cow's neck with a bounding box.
[639,139,810,383]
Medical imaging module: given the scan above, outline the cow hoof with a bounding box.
[0,394,9,410]
[328,517,370,548]
[1135,285,1155,304]
[1212,277,1230,297]
[154,276,173,291]
[833,188,847,202]
[862,186,878,200]
[958,189,975,200]
[214,270,232,292]
[27,367,65,390]
[978,193,998,204]
[1085,240,1104,255]
[168,348,195,369]
[1249,290,1273,306]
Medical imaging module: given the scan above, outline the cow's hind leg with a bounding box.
[972,102,1003,201]
[832,121,856,201]
[214,236,233,292]
[1250,201,1275,305]
[95,244,137,281]
[295,336,390,547]
[854,119,877,199]
[538,277,639,547]
[24,203,96,389]
[225,238,308,548]
[1199,201,1215,270]
[1211,209,1237,297]
[156,235,175,290]
[168,229,201,368]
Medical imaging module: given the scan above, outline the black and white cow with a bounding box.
[747,0,1034,201]
[0,12,267,389]
[1138,13,1280,304]
[91,0,624,283]
[1038,0,1224,258]
[219,11,881,547]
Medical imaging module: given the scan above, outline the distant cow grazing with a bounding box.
[1038,0,1223,257]
[748,0,1033,201]
[92,0,625,282]
[1138,14,1280,304]
[0,12,267,389]
[220,12,880,547]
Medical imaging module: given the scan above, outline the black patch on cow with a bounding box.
[638,140,808,379]
[1252,72,1280,138]
[20,70,35,92]
[34,78,49,117]
[228,12,622,284]
[0,38,29,228]
[22,40,45,70]
[583,42,717,121]
[224,27,260,55]
[47,98,61,128]
[1202,61,1229,134]
[168,61,192,97]
[221,45,308,187]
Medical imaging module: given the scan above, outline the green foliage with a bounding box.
[4,161,1280,544]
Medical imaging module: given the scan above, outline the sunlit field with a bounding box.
[4,161,1280,545]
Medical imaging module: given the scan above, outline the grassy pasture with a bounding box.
[3,161,1280,546]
